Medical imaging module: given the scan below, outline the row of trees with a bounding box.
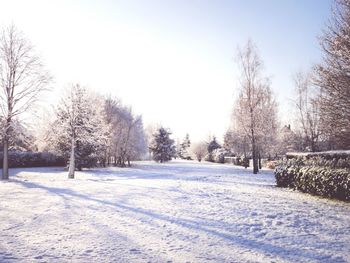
[40,85,148,178]
[285,0,350,152]
[150,0,350,172]
[1,0,349,177]
[224,0,350,174]
[314,0,350,149]
[148,129,222,163]
[0,22,209,178]
[0,25,148,180]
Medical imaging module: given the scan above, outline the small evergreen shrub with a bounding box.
[275,152,350,201]
[0,151,65,168]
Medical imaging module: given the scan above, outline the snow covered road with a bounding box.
[0,161,349,262]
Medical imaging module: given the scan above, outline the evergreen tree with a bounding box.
[208,137,221,153]
[207,137,221,162]
[179,133,191,160]
[149,127,176,163]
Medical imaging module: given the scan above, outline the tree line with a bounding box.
[0,25,148,180]
[43,85,148,178]
[1,0,350,177]
[225,0,350,173]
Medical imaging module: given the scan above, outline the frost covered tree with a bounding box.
[178,134,191,160]
[50,84,107,178]
[231,40,278,173]
[293,71,321,152]
[42,93,146,170]
[224,129,250,157]
[103,97,147,167]
[0,119,35,152]
[315,0,350,149]
[116,114,147,167]
[144,123,160,160]
[149,127,176,163]
[124,116,148,165]
[0,24,51,180]
[191,141,207,162]
[175,138,181,159]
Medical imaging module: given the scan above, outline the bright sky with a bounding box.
[0,0,332,142]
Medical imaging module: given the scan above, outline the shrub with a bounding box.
[275,152,350,201]
[0,151,65,168]
[212,149,227,163]
[266,160,277,169]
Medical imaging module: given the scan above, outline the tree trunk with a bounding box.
[251,126,259,174]
[106,153,109,166]
[258,151,262,170]
[243,150,248,168]
[252,142,259,174]
[2,137,9,180]
[311,137,317,152]
[68,137,75,179]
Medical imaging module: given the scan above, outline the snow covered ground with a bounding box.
[0,160,349,263]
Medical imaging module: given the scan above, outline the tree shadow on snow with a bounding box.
[11,179,336,262]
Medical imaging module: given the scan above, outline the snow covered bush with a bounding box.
[266,160,277,169]
[206,137,221,162]
[211,148,228,163]
[0,151,65,168]
[275,152,350,201]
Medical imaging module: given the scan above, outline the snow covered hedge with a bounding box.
[275,152,350,201]
[0,151,65,168]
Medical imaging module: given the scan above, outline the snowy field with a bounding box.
[0,161,349,263]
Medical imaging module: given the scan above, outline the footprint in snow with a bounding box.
[266,214,277,219]
[130,248,141,254]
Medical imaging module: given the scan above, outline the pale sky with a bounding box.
[0,0,332,142]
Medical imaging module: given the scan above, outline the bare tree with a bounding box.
[232,40,277,174]
[103,97,148,167]
[315,0,350,149]
[0,24,51,180]
[293,71,321,152]
[191,141,207,162]
[224,129,250,157]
